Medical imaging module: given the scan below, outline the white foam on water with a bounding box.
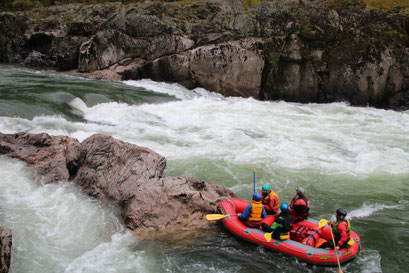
[123,79,200,100]
[68,97,89,115]
[78,96,409,177]
[123,79,224,100]
[64,232,148,273]
[0,157,148,273]
[352,249,383,273]
[348,203,401,219]
[2,89,409,178]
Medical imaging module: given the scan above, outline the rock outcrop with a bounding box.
[0,133,81,183]
[0,227,12,273]
[0,0,408,110]
[0,132,234,237]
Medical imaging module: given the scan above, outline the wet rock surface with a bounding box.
[0,132,81,183]
[0,226,12,273]
[0,132,234,237]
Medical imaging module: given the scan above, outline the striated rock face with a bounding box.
[0,133,234,236]
[123,175,231,234]
[0,132,81,183]
[0,226,12,273]
[0,0,408,110]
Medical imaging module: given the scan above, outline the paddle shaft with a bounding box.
[305,219,328,243]
[253,169,256,193]
[330,228,343,273]
[305,229,319,243]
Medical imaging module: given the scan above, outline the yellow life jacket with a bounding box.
[248,200,263,221]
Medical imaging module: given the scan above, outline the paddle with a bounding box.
[264,231,272,242]
[320,219,343,273]
[329,225,344,273]
[206,214,238,221]
[304,219,328,244]
[253,168,256,193]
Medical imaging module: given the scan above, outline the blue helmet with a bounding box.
[252,192,262,201]
[280,202,289,212]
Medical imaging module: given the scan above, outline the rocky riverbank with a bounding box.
[0,0,408,109]
[0,227,12,273]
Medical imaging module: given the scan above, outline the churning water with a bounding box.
[0,64,408,273]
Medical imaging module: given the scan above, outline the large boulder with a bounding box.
[74,134,233,234]
[0,227,12,273]
[137,39,265,97]
[0,133,234,237]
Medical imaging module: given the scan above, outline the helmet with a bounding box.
[336,208,347,219]
[252,192,262,201]
[280,202,289,212]
[262,184,271,191]
[297,187,306,196]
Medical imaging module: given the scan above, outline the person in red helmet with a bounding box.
[261,184,280,215]
[239,192,267,229]
[318,208,351,250]
[290,186,310,223]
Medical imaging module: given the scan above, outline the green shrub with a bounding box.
[365,0,409,14]
[12,0,35,10]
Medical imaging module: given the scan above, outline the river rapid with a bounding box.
[0,64,408,273]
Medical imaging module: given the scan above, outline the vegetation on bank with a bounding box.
[1,0,408,15]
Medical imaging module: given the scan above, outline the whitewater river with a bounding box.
[0,64,408,273]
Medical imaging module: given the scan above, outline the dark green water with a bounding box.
[1,64,409,273]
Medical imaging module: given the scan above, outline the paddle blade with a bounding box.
[264,232,272,242]
[319,219,328,229]
[206,214,229,221]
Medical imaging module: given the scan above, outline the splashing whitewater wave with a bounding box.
[348,203,401,219]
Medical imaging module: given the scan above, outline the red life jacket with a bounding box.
[333,219,351,236]
[291,195,310,217]
[262,190,280,210]
[333,219,351,245]
[302,229,325,247]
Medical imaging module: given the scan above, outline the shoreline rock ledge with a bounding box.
[0,132,234,238]
[0,227,12,273]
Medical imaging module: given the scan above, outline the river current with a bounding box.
[0,64,408,273]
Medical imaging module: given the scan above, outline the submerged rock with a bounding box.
[0,227,12,273]
[0,132,234,237]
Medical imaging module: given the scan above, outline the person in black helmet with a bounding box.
[318,208,351,250]
[261,202,294,239]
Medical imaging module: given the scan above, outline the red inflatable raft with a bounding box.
[217,198,360,266]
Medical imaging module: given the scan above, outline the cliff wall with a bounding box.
[0,0,408,110]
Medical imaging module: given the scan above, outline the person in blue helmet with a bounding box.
[239,192,267,229]
[261,202,294,239]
